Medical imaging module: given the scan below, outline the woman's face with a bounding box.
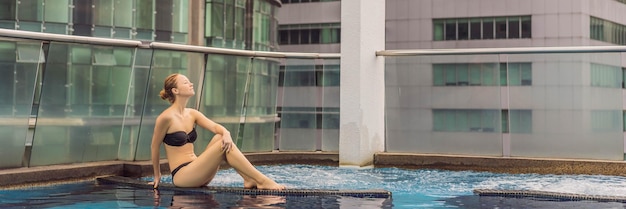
[174,75,195,97]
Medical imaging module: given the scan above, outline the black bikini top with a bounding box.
[163,128,197,146]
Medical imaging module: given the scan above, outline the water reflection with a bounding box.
[154,189,286,208]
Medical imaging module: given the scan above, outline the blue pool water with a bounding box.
[2,164,626,208]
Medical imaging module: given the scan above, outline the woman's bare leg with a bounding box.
[173,135,284,189]
[205,135,256,188]
[220,139,285,190]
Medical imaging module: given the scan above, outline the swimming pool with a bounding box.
[2,164,626,208]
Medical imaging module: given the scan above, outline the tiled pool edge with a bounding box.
[4,152,626,188]
[0,152,339,188]
[374,153,626,176]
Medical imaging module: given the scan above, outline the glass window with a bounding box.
[591,63,622,88]
[482,63,496,85]
[457,19,469,40]
[469,64,481,85]
[300,29,310,44]
[521,63,532,85]
[508,17,520,38]
[499,63,507,86]
[114,0,133,28]
[501,110,509,133]
[433,64,444,86]
[469,111,481,131]
[279,30,289,44]
[320,68,339,86]
[0,0,16,20]
[483,18,494,39]
[508,63,521,85]
[444,20,456,40]
[210,2,224,37]
[43,0,68,23]
[172,0,189,33]
[310,28,320,44]
[224,2,235,39]
[18,0,43,21]
[521,16,531,38]
[235,3,244,42]
[17,43,45,63]
[455,110,468,131]
[433,20,444,41]
[510,110,532,133]
[495,17,507,39]
[457,64,468,85]
[470,18,481,40]
[289,30,299,44]
[135,0,154,29]
[444,64,456,85]
[94,0,113,26]
[0,41,16,62]
[433,109,500,132]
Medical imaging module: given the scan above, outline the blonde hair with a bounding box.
[159,73,179,103]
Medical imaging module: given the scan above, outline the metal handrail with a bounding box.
[376,46,626,56]
[0,28,143,47]
[0,28,341,59]
[149,42,340,59]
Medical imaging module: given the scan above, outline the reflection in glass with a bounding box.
[0,39,40,168]
[29,42,136,166]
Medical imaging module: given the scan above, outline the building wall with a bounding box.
[277,0,626,160]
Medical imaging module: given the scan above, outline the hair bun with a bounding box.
[159,89,168,100]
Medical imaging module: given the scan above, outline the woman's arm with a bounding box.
[190,108,233,152]
[150,115,170,188]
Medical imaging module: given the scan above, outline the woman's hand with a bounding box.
[149,172,161,189]
[222,132,233,153]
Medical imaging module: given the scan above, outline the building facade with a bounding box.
[277,0,626,160]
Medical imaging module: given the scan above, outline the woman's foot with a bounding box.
[244,179,257,189]
[256,178,286,190]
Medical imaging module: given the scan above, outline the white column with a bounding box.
[339,0,385,167]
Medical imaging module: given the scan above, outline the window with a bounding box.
[279,23,340,45]
[434,16,531,41]
[282,0,339,3]
[433,63,531,86]
[590,63,621,88]
[279,64,340,87]
[592,110,621,132]
[434,109,531,133]
[469,18,481,40]
[433,109,500,133]
[590,16,626,45]
[444,20,456,40]
[0,0,16,21]
[495,17,507,39]
[503,110,533,133]
[277,107,340,129]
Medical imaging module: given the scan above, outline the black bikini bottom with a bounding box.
[171,161,192,178]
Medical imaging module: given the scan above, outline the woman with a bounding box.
[150,73,285,190]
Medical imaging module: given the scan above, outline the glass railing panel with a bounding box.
[133,49,204,161]
[117,48,152,161]
[506,53,624,160]
[0,38,41,168]
[278,59,319,151]
[238,57,280,152]
[197,54,246,153]
[30,42,137,166]
[385,55,503,156]
[320,58,340,152]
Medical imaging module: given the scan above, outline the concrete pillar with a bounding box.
[339,1,385,167]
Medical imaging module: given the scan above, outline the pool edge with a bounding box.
[4,152,626,188]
